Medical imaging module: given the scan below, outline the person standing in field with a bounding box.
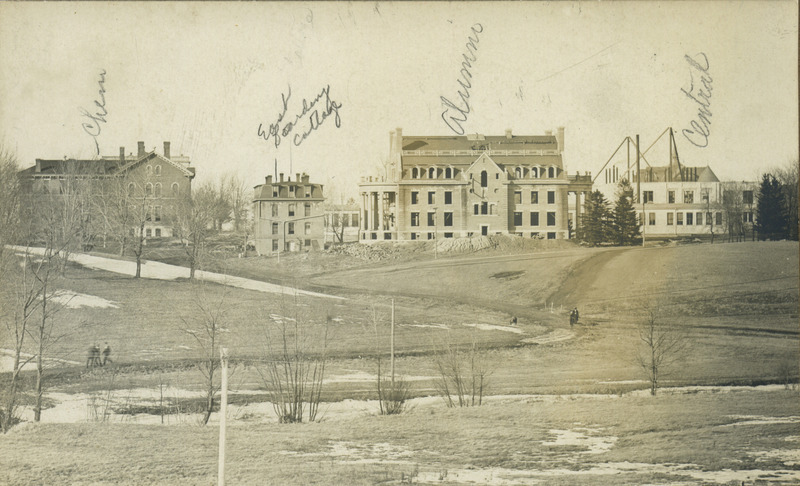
[102,343,112,366]
[86,345,96,368]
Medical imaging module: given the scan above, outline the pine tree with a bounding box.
[612,179,641,246]
[579,190,612,246]
[755,173,788,240]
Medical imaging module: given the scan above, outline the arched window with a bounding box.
[146,165,152,174]
[532,167,538,178]
[428,167,436,179]
[480,170,488,188]
[128,183,135,197]
[412,168,418,179]
[154,183,162,198]
[154,165,161,176]
[145,183,153,196]
[515,167,522,179]
[445,167,452,179]
[548,167,555,178]
[171,182,179,197]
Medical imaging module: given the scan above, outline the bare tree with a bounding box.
[774,160,799,241]
[636,303,689,396]
[94,174,135,256]
[181,281,229,425]
[363,304,410,415]
[258,292,330,423]
[721,182,746,242]
[118,169,157,278]
[433,333,491,407]
[225,174,249,234]
[173,182,216,279]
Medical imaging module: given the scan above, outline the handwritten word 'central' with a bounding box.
[257,85,343,148]
[681,53,713,148]
[80,70,108,156]
[440,23,484,135]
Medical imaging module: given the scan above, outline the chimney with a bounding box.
[556,126,565,153]
[302,174,310,183]
[396,127,403,151]
[279,173,284,182]
[137,141,145,157]
[544,130,553,136]
[389,130,395,154]
[296,173,300,183]
[163,141,171,159]
[505,129,512,139]
[266,175,272,184]
[119,147,125,164]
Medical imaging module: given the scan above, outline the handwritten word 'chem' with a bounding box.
[80,70,108,156]
[257,85,343,149]
[681,53,713,148]
[440,23,484,135]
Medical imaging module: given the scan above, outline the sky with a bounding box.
[0,1,797,199]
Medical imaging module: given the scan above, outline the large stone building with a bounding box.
[20,141,195,240]
[358,128,592,241]
[593,130,758,240]
[252,172,325,254]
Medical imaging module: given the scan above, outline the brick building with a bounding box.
[358,128,591,241]
[252,172,325,254]
[20,141,195,239]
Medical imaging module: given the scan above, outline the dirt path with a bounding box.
[547,248,628,306]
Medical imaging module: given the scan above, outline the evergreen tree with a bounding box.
[579,190,612,246]
[755,173,788,240]
[612,179,641,245]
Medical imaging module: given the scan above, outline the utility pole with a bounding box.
[218,347,228,486]
[390,299,395,390]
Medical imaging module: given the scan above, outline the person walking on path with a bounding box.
[102,343,112,366]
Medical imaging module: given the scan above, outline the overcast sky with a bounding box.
[1,1,796,197]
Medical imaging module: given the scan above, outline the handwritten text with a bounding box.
[257,85,343,148]
[440,23,484,135]
[681,53,713,148]
[80,70,108,156]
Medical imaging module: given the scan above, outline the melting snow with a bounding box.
[50,290,118,309]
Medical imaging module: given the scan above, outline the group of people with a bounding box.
[569,307,580,327]
[86,343,112,368]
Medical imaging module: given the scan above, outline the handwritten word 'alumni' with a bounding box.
[440,23,484,136]
[258,85,343,149]
[80,70,108,156]
[681,53,713,148]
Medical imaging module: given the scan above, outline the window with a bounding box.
[531,232,540,238]
[444,212,453,226]
[530,212,540,226]
[706,212,712,225]
[154,165,161,176]
[548,167,555,178]
[473,204,479,215]
[668,191,675,204]
[146,183,153,197]
[428,167,435,179]
[427,212,436,226]
[171,182,179,197]
[411,212,420,226]
[154,206,161,222]
[684,191,694,204]
[547,212,556,226]
[272,223,278,235]
[667,213,674,225]
[305,239,311,247]
[481,202,488,215]
[480,171,488,188]
[547,232,556,239]
[128,183,135,197]
[428,192,435,204]
[155,228,162,237]
[305,222,311,235]
[304,203,311,217]
[412,168,419,179]
[445,168,452,179]
[410,232,416,240]
[288,204,295,217]
[272,204,278,217]
[289,185,295,193]
[146,165,152,175]
[146,228,152,237]
[743,190,754,204]
[514,191,522,204]
[272,240,278,251]
[154,183,162,198]
[715,212,722,225]
[686,212,693,225]
[411,192,419,204]
[273,189,278,197]
[427,232,434,240]
[531,167,538,178]
[444,232,453,238]
[495,173,499,179]
[531,191,539,204]
[445,191,452,204]
[145,208,152,222]
[677,213,683,225]
[702,191,709,203]
[649,212,656,225]
[696,212,703,225]
[547,191,555,204]
[384,232,391,240]
[288,223,295,234]
[643,191,654,203]
[514,212,523,226]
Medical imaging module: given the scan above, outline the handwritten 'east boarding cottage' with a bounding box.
[358,128,592,242]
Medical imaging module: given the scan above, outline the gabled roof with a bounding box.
[401,135,558,152]
[696,166,719,183]
[463,152,505,176]
[117,151,195,178]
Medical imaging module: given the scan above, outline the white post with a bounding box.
[218,347,228,486]
[390,299,395,389]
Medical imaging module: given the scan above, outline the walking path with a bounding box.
[10,246,343,300]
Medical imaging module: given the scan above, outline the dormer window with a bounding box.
[428,167,436,179]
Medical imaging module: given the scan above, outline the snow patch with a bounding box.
[50,290,118,309]
[462,323,524,334]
